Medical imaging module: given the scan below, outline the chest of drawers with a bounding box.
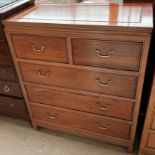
[0,0,34,119]
[4,3,153,152]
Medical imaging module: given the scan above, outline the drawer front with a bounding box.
[72,39,142,71]
[0,95,28,119]
[0,80,23,98]
[0,65,17,82]
[26,84,134,120]
[144,149,155,155]
[144,150,155,155]
[147,133,155,149]
[12,34,68,63]
[0,43,12,65]
[20,62,137,98]
[31,103,131,139]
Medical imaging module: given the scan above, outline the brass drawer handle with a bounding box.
[30,43,46,52]
[97,122,111,130]
[3,85,10,93]
[46,112,57,119]
[37,70,51,77]
[10,104,13,108]
[96,49,114,58]
[96,102,111,111]
[96,78,112,87]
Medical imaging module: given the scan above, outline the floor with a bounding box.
[0,115,137,155]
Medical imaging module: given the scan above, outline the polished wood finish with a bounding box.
[0,43,12,65]
[147,133,155,149]
[4,3,153,152]
[138,2,155,154]
[0,80,23,98]
[0,26,6,42]
[0,95,28,119]
[139,73,155,155]
[72,39,142,71]
[0,0,34,119]
[31,102,131,139]
[12,34,68,63]
[26,83,134,120]
[20,62,137,98]
[4,4,152,32]
[0,65,17,82]
[151,113,155,129]
[144,149,155,155]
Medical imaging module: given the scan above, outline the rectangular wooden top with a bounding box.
[3,3,153,33]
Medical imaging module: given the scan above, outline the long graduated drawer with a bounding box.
[31,102,131,139]
[26,83,134,121]
[20,62,137,99]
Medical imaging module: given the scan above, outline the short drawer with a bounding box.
[12,34,68,63]
[0,95,28,119]
[26,84,134,120]
[0,43,12,65]
[0,80,23,98]
[72,39,142,71]
[147,133,155,149]
[20,62,137,98]
[31,103,131,139]
[0,65,17,82]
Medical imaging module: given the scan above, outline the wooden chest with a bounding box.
[0,0,34,119]
[4,3,153,152]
